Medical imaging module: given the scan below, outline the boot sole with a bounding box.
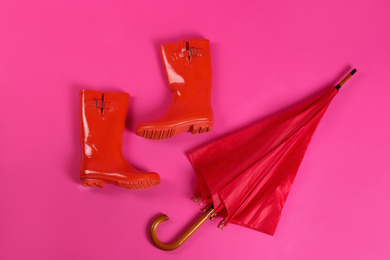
[81,178,160,190]
[136,119,213,140]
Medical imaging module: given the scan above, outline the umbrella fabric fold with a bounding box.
[188,87,338,235]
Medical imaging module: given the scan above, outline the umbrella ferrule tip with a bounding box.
[350,68,357,75]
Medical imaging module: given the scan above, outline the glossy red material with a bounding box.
[79,90,160,189]
[136,39,213,140]
[188,87,338,235]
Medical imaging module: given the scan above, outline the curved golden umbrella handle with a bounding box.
[150,207,215,251]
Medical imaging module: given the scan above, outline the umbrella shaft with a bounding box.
[335,68,356,90]
[339,73,353,86]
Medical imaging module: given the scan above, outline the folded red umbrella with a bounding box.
[150,69,357,250]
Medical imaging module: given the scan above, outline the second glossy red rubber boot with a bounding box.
[79,90,160,189]
[136,39,213,140]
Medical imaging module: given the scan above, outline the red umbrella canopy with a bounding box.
[150,69,356,251]
[188,86,338,235]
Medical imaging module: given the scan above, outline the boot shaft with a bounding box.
[160,39,212,94]
[79,90,129,160]
[159,39,213,118]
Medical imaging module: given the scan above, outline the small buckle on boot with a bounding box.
[96,99,104,108]
[189,48,197,56]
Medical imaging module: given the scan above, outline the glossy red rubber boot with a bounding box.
[136,39,213,140]
[79,90,160,189]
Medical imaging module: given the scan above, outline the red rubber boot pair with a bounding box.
[79,39,213,190]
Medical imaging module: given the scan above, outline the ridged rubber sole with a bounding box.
[136,120,213,140]
[81,178,160,190]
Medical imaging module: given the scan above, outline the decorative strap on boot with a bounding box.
[85,99,118,111]
[179,48,205,58]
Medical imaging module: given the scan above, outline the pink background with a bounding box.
[1,0,389,259]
